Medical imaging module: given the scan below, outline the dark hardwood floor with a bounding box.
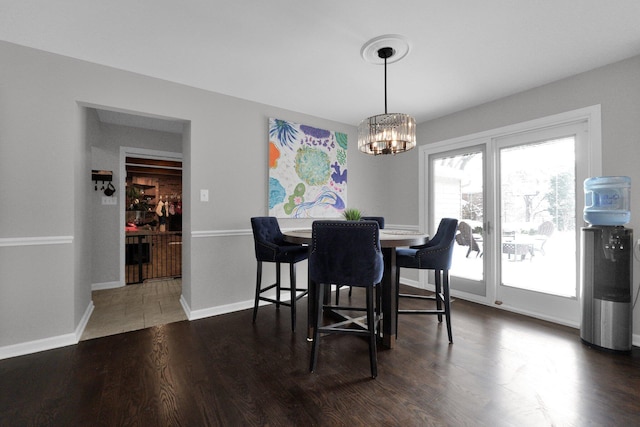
[2,286,640,426]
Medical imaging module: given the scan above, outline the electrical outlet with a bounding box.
[200,189,209,202]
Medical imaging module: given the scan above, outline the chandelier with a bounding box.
[358,37,415,155]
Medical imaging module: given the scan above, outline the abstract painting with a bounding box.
[268,118,347,218]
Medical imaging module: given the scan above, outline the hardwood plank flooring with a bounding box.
[2,285,639,426]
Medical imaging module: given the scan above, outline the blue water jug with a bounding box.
[584,176,631,225]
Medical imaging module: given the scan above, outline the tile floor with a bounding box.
[81,278,187,340]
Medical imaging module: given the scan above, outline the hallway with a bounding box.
[81,279,186,340]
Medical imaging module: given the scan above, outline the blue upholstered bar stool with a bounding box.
[250,217,309,332]
[309,220,384,378]
[335,216,385,304]
[395,218,458,343]
[361,216,385,229]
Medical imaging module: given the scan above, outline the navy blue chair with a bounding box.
[250,217,309,332]
[309,220,384,378]
[395,218,458,343]
[361,216,385,229]
[336,216,385,305]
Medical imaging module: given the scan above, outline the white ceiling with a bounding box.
[3,1,640,126]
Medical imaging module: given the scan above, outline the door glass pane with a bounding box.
[499,137,576,297]
[432,150,484,283]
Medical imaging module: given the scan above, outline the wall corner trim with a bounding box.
[75,301,95,342]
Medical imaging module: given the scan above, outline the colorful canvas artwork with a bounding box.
[268,118,347,218]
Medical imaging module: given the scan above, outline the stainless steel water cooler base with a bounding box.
[580,226,632,352]
[580,299,632,351]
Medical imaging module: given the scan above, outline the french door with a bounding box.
[430,145,486,297]
[421,107,601,326]
[494,121,588,324]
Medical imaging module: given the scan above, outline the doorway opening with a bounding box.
[125,157,183,284]
[83,106,188,340]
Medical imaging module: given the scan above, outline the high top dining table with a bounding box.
[283,228,428,348]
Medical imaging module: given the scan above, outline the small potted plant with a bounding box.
[342,208,362,221]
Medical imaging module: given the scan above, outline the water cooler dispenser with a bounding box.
[580,176,633,351]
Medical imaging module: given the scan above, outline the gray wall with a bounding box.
[0,40,389,352]
[407,55,640,334]
[3,37,638,354]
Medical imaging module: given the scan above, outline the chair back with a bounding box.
[537,221,554,237]
[427,218,454,247]
[455,221,471,245]
[455,220,480,250]
[250,216,285,262]
[309,221,383,287]
[417,218,458,270]
[361,216,385,229]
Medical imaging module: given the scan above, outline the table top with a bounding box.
[283,228,428,248]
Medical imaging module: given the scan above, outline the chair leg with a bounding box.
[395,266,401,336]
[443,270,453,343]
[252,261,262,324]
[335,285,352,305]
[375,284,382,339]
[290,263,297,332]
[366,286,378,379]
[310,283,325,373]
[435,270,443,323]
[275,262,281,309]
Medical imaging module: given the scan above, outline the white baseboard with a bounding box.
[493,302,580,329]
[75,301,95,341]
[179,294,192,319]
[0,332,77,360]
[399,276,422,289]
[0,301,95,360]
[402,276,581,327]
[181,290,307,322]
[92,281,124,291]
[185,297,255,321]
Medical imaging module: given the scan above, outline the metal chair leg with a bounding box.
[290,263,297,332]
[252,262,262,323]
[435,270,443,323]
[275,262,281,309]
[310,283,324,373]
[366,286,378,379]
[443,271,453,343]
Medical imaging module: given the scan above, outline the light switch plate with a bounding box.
[200,189,209,202]
[102,196,117,205]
